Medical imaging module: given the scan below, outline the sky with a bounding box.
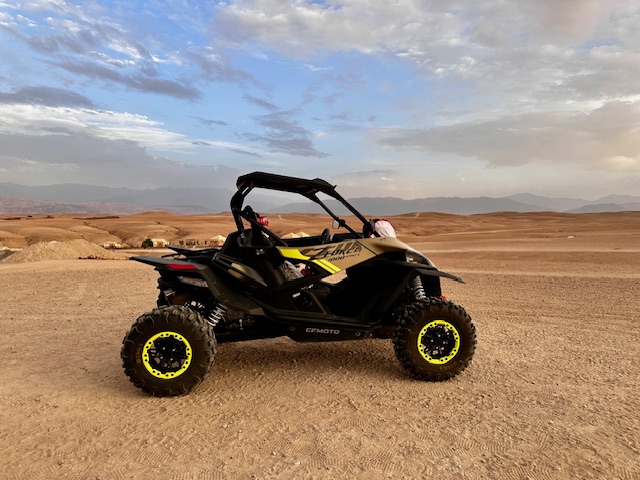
[0,0,639,200]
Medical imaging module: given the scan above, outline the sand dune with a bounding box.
[2,211,639,250]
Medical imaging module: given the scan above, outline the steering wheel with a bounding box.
[363,220,374,238]
[320,228,332,244]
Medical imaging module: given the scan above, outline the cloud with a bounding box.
[0,128,242,189]
[211,1,441,58]
[52,60,200,100]
[212,1,628,57]
[186,47,255,85]
[368,100,640,171]
[1,1,638,199]
[0,103,266,166]
[243,94,278,112]
[0,103,192,150]
[190,116,228,127]
[211,1,640,115]
[326,169,435,198]
[1,3,148,60]
[243,111,328,157]
[228,148,262,157]
[520,0,620,41]
[0,86,95,108]
[332,169,399,182]
[1,1,251,99]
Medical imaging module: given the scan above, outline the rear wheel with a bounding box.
[393,297,476,381]
[121,305,216,396]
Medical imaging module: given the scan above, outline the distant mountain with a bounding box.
[271,196,545,215]
[0,182,288,214]
[0,197,150,215]
[503,193,589,211]
[566,202,640,213]
[0,182,638,215]
[0,183,141,202]
[595,194,640,204]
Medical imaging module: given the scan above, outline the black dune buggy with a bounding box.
[121,172,476,396]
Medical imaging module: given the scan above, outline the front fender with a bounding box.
[416,265,465,284]
[368,257,465,284]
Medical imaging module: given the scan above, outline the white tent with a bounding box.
[150,238,168,247]
[209,234,227,247]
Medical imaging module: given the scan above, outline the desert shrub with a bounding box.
[141,238,153,249]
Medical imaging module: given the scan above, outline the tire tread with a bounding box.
[393,297,476,381]
[121,305,216,396]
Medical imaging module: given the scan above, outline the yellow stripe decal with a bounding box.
[323,260,342,273]
[313,259,341,274]
[279,248,340,273]
[279,248,310,260]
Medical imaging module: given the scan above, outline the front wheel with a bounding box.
[393,298,476,381]
[121,305,216,396]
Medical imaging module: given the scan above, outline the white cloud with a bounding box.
[367,100,640,172]
[0,102,269,188]
[212,1,640,116]
[606,155,640,169]
[212,1,461,58]
[0,145,241,189]
[2,1,638,198]
[520,0,621,41]
[0,104,190,150]
[0,103,270,156]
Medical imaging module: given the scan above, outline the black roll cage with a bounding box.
[230,172,373,240]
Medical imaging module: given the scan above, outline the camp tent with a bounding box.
[209,234,227,247]
[150,238,168,247]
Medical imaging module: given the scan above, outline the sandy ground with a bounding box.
[1,217,639,479]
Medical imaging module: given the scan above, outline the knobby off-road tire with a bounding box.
[157,292,170,308]
[121,305,216,396]
[394,297,476,381]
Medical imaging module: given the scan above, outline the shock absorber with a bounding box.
[206,302,228,327]
[411,276,427,300]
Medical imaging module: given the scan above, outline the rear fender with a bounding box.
[131,255,264,315]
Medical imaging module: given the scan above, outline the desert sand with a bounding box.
[1,212,639,479]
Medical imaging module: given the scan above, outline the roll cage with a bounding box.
[230,172,375,245]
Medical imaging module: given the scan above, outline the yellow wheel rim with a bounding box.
[417,320,460,364]
[142,331,192,379]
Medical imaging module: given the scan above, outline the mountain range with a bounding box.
[0,182,638,215]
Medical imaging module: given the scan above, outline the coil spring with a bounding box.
[207,302,228,327]
[411,276,427,300]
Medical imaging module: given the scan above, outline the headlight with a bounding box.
[406,248,437,268]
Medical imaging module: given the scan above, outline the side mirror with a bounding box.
[332,219,340,229]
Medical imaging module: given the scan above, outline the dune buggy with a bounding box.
[121,172,476,396]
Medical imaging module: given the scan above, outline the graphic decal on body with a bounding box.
[300,241,362,261]
[279,241,372,274]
